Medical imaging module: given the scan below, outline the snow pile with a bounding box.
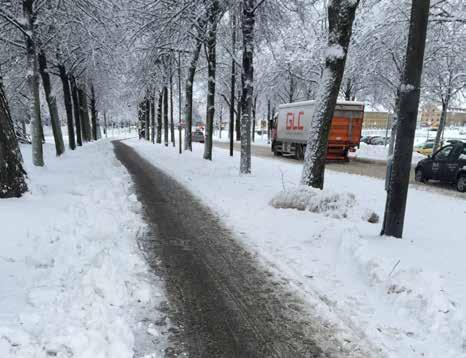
[0,141,167,358]
[270,186,379,222]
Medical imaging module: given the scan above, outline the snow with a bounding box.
[352,143,426,164]
[326,44,346,59]
[126,138,466,358]
[0,141,168,357]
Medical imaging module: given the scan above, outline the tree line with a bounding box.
[1,0,465,238]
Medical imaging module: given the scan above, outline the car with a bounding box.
[370,137,387,145]
[414,141,434,156]
[415,142,466,192]
[192,130,205,143]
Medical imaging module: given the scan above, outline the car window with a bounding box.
[424,142,433,149]
[459,147,466,160]
[434,146,453,160]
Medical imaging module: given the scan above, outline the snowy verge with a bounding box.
[0,141,167,358]
[125,138,466,358]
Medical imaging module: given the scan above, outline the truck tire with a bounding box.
[456,174,466,192]
[295,144,304,160]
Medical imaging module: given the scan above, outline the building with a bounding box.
[420,104,466,127]
[363,111,390,129]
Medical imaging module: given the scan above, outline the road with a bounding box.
[113,141,376,358]
[213,141,465,199]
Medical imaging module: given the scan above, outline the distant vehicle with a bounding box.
[369,136,387,145]
[415,142,466,192]
[192,130,205,143]
[272,100,364,161]
[414,141,434,156]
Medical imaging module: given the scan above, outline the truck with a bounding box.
[271,100,365,161]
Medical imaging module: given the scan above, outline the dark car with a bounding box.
[192,130,205,143]
[415,142,466,192]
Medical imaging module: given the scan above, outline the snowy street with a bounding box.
[213,140,464,198]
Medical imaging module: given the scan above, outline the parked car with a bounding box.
[415,142,466,192]
[414,141,434,156]
[369,136,387,145]
[361,136,378,144]
[192,130,205,143]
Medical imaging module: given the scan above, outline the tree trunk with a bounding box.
[252,95,257,143]
[78,85,92,142]
[151,96,155,143]
[163,86,169,146]
[23,0,43,166]
[103,111,108,138]
[240,0,256,174]
[178,52,183,154]
[0,73,28,198]
[229,11,237,156]
[381,0,430,238]
[169,66,175,146]
[301,0,360,188]
[145,97,150,141]
[58,66,75,150]
[185,41,203,151]
[433,92,450,153]
[157,91,162,143]
[70,76,82,146]
[203,0,219,161]
[267,98,271,143]
[90,83,98,140]
[38,50,65,156]
[236,89,241,141]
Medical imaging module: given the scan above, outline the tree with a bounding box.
[0,72,27,198]
[70,76,83,146]
[203,0,221,160]
[23,0,44,166]
[38,50,65,156]
[381,0,431,238]
[239,0,257,174]
[301,0,360,188]
[58,65,76,150]
[157,90,163,144]
[163,85,169,146]
[229,10,237,156]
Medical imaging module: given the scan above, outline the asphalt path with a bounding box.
[113,141,378,358]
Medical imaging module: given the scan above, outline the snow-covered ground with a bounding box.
[126,138,466,358]
[0,141,167,357]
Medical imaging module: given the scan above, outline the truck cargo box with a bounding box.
[272,100,364,161]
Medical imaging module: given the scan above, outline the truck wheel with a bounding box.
[415,168,427,183]
[456,174,466,192]
[295,144,304,160]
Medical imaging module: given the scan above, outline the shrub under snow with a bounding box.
[270,185,379,223]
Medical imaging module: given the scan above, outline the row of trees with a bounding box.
[1,0,465,237]
[131,0,464,238]
[0,0,128,197]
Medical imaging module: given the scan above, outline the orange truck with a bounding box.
[272,100,364,161]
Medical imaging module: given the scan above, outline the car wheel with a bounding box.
[456,174,466,192]
[415,168,427,183]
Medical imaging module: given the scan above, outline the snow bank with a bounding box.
[352,143,426,164]
[126,138,466,357]
[270,186,379,222]
[0,141,167,358]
